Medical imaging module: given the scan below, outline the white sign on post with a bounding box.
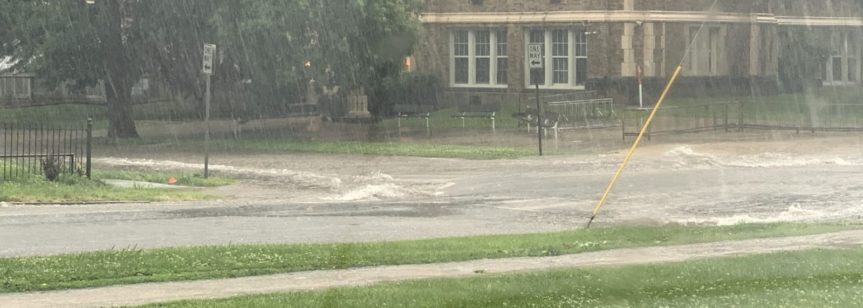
[528,43,543,69]
[202,44,216,75]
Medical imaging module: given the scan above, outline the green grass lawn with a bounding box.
[0,165,227,203]
[162,139,535,160]
[0,223,857,293]
[154,247,863,307]
[643,87,863,128]
[93,169,235,187]
[381,103,523,133]
[0,175,210,203]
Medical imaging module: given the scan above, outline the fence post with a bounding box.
[712,107,718,131]
[86,117,93,179]
[426,114,431,137]
[738,100,745,132]
[621,111,626,143]
[809,107,816,134]
[704,105,709,129]
[724,103,729,133]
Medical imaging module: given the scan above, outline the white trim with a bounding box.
[449,32,456,86]
[536,85,588,90]
[544,30,553,85]
[489,31,498,85]
[423,11,863,27]
[450,84,509,89]
[468,31,476,84]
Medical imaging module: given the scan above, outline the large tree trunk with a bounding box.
[105,83,139,139]
[101,0,139,139]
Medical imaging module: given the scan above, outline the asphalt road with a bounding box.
[3,137,863,257]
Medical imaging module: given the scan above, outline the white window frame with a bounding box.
[685,25,724,76]
[449,29,508,88]
[824,30,861,85]
[524,29,588,90]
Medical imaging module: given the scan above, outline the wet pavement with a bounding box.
[2,136,863,257]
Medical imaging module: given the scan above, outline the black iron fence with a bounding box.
[0,119,92,181]
[622,100,863,142]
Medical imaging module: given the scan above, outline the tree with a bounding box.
[5,0,218,138]
[212,0,422,116]
[3,0,422,137]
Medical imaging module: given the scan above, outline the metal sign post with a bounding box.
[202,43,216,178]
[528,43,544,156]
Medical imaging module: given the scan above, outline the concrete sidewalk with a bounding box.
[3,229,863,307]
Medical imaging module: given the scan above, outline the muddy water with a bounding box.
[95,135,863,226]
[3,136,862,256]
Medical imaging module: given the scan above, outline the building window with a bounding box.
[450,29,508,87]
[685,26,723,76]
[496,30,508,84]
[552,30,569,84]
[453,31,469,84]
[526,29,588,88]
[825,31,860,84]
[475,31,491,84]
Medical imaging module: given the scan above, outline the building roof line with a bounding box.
[422,10,863,27]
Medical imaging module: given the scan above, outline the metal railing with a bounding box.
[526,91,600,104]
[0,119,92,181]
[622,100,863,142]
[546,98,616,129]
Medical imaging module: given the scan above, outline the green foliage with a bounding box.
[212,0,422,116]
[2,0,422,132]
[0,223,854,293]
[2,1,219,138]
[375,72,441,116]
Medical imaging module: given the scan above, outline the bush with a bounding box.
[41,156,62,181]
[371,72,441,116]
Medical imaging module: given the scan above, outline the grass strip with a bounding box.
[168,140,535,160]
[0,175,210,203]
[0,223,858,293]
[154,247,863,307]
[92,169,235,187]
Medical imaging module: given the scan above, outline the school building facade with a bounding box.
[414,0,863,107]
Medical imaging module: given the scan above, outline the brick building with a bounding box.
[415,0,863,107]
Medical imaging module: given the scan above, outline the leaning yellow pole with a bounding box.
[586,65,684,228]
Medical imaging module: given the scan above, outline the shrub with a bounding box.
[371,72,441,116]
